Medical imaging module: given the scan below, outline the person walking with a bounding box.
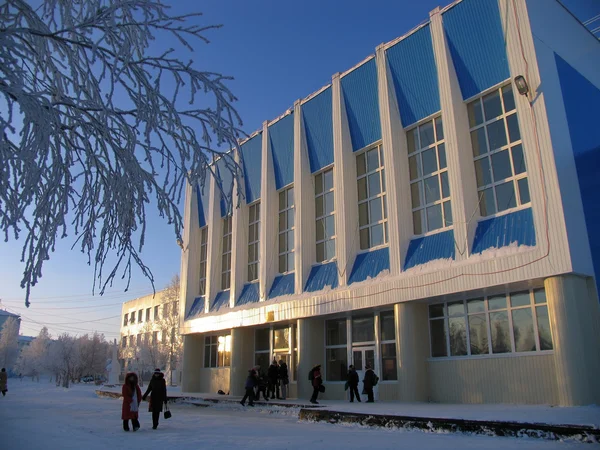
[267,359,280,399]
[347,365,361,403]
[240,369,257,407]
[142,368,167,429]
[121,372,142,431]
[255,366,269,401]
[0,368,7,397]
[278,360,289,400]
[309,364,322,404]
[363,364,377,403]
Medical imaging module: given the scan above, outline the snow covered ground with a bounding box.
[0,379,592,449]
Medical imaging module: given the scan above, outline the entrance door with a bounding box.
[351,346,377,400]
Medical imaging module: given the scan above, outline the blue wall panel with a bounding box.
[555,54,600,294]
[341,59,382,151]
[443,0,510,100]
[472,208,536,254]
[348,247,390,285]
[386,25,441,127]
[404,230,456,270]
[237,283,260,306]
[215,155,234,217]
[185,296,205,320]
[196,184,208,228]
[268,273,295,299]
[304,262,339,293]
[211,290,230,312]
[241,134,262,204]
[303,87,334,173]
[268,113,295,189]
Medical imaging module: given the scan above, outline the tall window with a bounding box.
[204,334,231,368]
[356,144,388,250]
[129,335,134,347]
[315,168,335,262]
[468,84,530,216]
[152,331,158,345]
[172,301,179,316]
[199,226,208,295]
[254,328,270,370]
[145,308,151,322]
[138,309,143,323]
[278,187,295,273]
[221,216,232,290]
[428,288,552,358]
[273,326,291,374]
[129,313,135,324]
[407,116,452,234]
[379,311,397,380]
[121,336,127,348]
[325,319,347,381]
[123,314,128,326]
[248,202,260,282]
[136,334,141,346]
[154,305,159,321]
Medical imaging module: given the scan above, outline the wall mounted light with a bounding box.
[514,75,529,96]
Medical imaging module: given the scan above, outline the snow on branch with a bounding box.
[0,0,244,305]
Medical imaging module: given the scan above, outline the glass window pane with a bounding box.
[367,148,379,171]
[488,295,507,310]
[506,114,521,143]
[380,311,395,341]
[413,209,424,235]
[368,173,381,197]
[352,316,375,343]
[512,308,536,352]
[491,149,513,181]
[279,233,286,252]
[326,348,348,382]
[467,298,485,313]
[287,252,295,271]
[487,119,508,151]
[422,148,438,175]
[533,289,546,304]
[356,153,366,176]
[255,328,270,351]
[429,304,445,318]
[358,203,369,227]
[279,254,286,273]
[510,291,531,308]
[315,195,324,218]
[407,128,418,154]
[287,231,294,252]
[316,218,325,241]
[360,228,370,250]
[287,188,294,208]
[483,89,503,120]
[471,128,488,156]
[326,319,347,346]
[255,352,270,372]
[315,173,323,195]
[325,215,335,238]
[316,242,325,262]
[324,239,335,260]
[287,209,295,228]
[424,175,441,204]
[274,328,290,349]
[435,116,444,141]
[480,187,496,216]
[324,169,333,191]
[468,100,484,127]
[409,155,421,180]
[357,177,368,201]
[279,211,286,232]
[381,343,397,381]
[475,157,492,187]
[381,169,386,192]
[489,311,511,353]
[511,144,526,175]
[502,84,516,112]
[438,143,447,169]
[518,178,530,204]
[369,198,383,223]
[496,181,517,212]
[441,171,450,198]
[411,182,423,208]
[447,301,465,317]
[449,317,468,356]
[430,319,447,357]
[279,191,286,210]
[419,120,435,148]
[353,350,363,371]
[469,314,489,355]
[443,201,453,226]
[536,305,553,350]
[427,204,443,231]
[370,223,384,247]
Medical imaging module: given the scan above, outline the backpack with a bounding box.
[373,374,379,386]
[308,369,314,381]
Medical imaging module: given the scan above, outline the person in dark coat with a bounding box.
[142,368,167,429]
[310,364,322,404]
[267,359,280,399]
[278,360,289,400]
[240,369,257,407]
[363,364,376,403]
[121,372,142,431]
[254,366,269,401]
[347,365,361,403]
[0,368,7,396]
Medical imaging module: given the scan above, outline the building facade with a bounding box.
[177,0,600,406]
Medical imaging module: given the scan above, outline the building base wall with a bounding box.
[181,334,203,392]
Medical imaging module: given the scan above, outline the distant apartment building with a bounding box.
[0,310,20,336]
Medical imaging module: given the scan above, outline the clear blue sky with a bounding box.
[0,0,597,341]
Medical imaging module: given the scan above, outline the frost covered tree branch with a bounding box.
[0,0,243,305]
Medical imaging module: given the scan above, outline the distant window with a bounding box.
[152,331,158,345]
[173,301,179,316]
[278,186,295,273]
[121,336,127,348]
[379,311,397,381]
[123,314,128,327]
[129,335,134,347]
[221,216,232,290]
[129,314,135,324]
[154,305,159,321]
[138,309,143,323]
[247,202,260,282]
[136,334,141,346]
[315,168,336,262]
[145,308,151,322]
[204,334,231,368]
[325,319,347,382]
[199,226,208,295]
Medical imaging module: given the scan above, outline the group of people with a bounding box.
[346,364,378,403]
[121,368,167,431]
[241,359,289,406]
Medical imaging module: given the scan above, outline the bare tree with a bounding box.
[0,0,243,306]
[159,275,182,384]
[76,332,109,381]
[0,317,20,370]
[47,333,80,388]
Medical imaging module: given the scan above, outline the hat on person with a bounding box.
[154,368,162,374]
[349,365,354,369]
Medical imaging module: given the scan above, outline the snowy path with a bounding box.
[0,380,587,449]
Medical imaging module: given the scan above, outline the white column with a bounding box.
[230,327,254,396]
[204,162,222,312]
[376,46,412,272]
[178,182,201,325]
[294,100,315,293]
[332,74,358,286]
[430,9,480,259]
[181,334,203,392]
[230,148,247,307]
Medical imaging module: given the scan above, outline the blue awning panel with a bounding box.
[185,296,205,320]
[472,208,536,254]
[304,262,339,293]
[404,230,456,270]
[211,290,230,312]
[268,273,295,299]
[237,283,260,306]
[348,247,390,285]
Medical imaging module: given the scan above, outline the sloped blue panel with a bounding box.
[237,283,260,306]
[268,273,295,299]
[210,290,230,312]
[303,87,334,173]
[348,247,390,285]
[185,296,205,320]
[472,208,536,254]
[269,113,295,189]
[443,0,510,100]
[241,134,262,204]
[304,262,339,293]
[386,25,440,127]
[555,54,600,295]
[196,183,209,228]
[215,155,234,217]
[404,230,456,270]
[341,59,381,151]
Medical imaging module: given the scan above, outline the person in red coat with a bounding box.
[121,372,142,431]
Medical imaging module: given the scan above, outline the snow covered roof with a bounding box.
[0,309,20,318]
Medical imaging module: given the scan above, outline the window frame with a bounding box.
[123,313,128,327]
[314,166,336,263]
[325,318,348,383]
[278,185,295,274]
[204,334,231,368]
[199,226,208,296]
[247,201,261,282]
[379,310,397,381]
[221,216,233,291]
